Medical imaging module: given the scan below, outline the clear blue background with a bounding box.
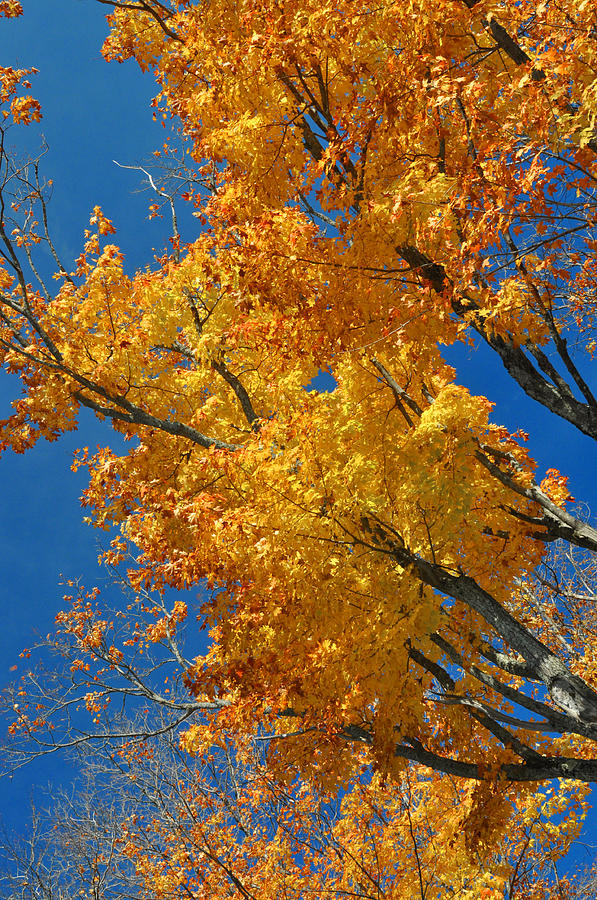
[0,0,595,876]
[0,0,179,830]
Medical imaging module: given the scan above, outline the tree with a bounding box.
[1,696,594,900]
[1,570,595,897]
[0,784,143,900]
[2,0,597,850]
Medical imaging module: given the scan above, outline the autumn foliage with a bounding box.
[2,0,597,891]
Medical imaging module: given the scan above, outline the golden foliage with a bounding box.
[2,0,597,878]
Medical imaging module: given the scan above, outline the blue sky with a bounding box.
[0,0,182,831]
[0,0,175,663]
[0,0,205,671]
[0,0,596,874]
